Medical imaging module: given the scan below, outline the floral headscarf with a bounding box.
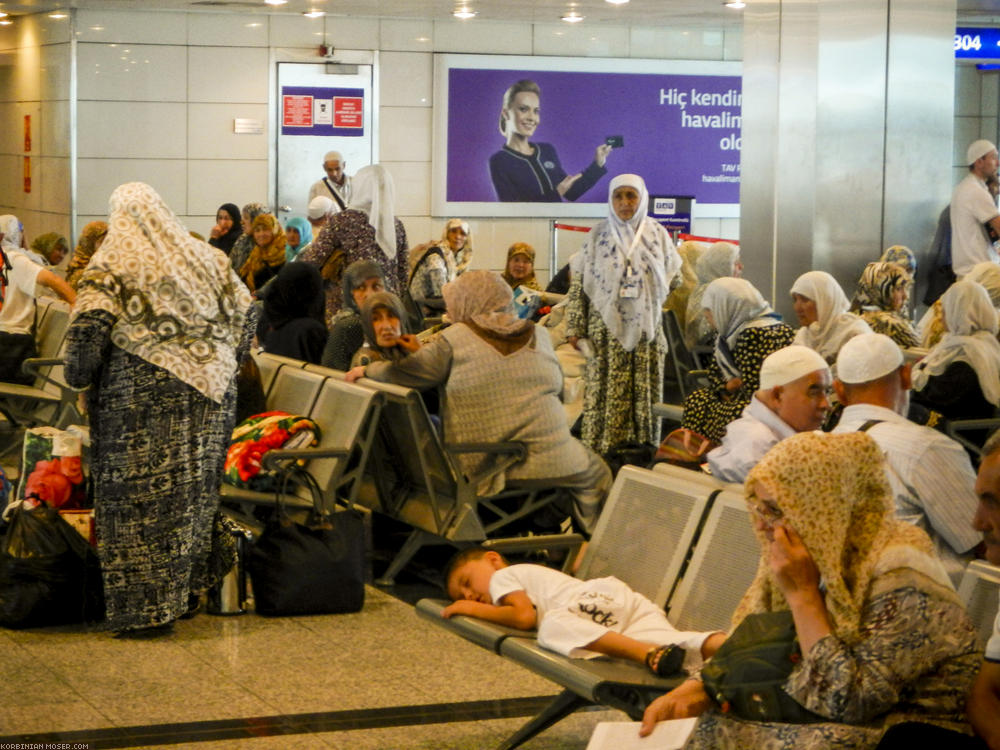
[66,221,108,289]
[579,173,680,351]
[879,245,916,277]
[73,182,252,403]
[849,262,919,348]
[737,432,950,644]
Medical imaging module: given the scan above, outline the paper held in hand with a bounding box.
[585,718,697,750]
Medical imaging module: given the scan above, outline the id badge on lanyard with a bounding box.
[618,226,644,299]
[619,262,639,298]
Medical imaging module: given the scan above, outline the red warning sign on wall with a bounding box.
[282,95,313,127]
[333,97,363,128]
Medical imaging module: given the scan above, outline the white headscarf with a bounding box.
[347,164,398,260]
[580,173,681,351]
[73,182,253,403]
[0,215,23,252]
[964,262,1000,309]
[911,280,1000,405]
[791,270,871,362]
[703,277,782,380]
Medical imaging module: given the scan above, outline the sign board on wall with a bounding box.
[432,54,742,218]
[280,86,365,136]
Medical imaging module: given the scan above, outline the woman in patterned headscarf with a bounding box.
[64,182,254,637]
[228,202,267,275]
[348,270,610,534]
[299,164,409,326]
[681,277,795,443]
[501,242,542,291]
[66,221,108,289]
[565,174,682,456]
[684,241,742,348]
[790,270,871,364]
[641,432,979,749]
[351,291,415,367]
[849,261,918,348]
[238,214,286,292]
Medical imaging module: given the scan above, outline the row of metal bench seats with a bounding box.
[0,296,81,455]
[414,461,1000,750]
[245,351,580,584]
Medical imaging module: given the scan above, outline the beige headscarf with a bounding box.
[73,182,253,403]
[912,280,1000,405]
[441,218,473,275]
[443,269,533,339]
[736,432,952,645]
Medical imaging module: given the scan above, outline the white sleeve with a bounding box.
[488,567,528,605]
[910,439,983,554]
[967,182,1000,224]
[9,252,42,295]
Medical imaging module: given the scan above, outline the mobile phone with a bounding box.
[605,135,624,148]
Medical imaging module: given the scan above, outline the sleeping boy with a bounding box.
[443,547,725,675]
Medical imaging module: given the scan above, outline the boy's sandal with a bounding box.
[645,644,685,676]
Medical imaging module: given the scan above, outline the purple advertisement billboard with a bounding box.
[432,55,742,218]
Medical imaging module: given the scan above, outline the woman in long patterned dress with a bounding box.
[298,164,408,326]
[64,182,253,636]
[640,431,980,749]
[565,173,681,456]
[681,277,795,443]
[848,261,919,349]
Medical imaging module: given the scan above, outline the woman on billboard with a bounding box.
[488,79,613,202]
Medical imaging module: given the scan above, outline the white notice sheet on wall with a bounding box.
[585,719,697,750]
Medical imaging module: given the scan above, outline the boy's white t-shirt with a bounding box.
[0,250,43,334]
[489,563,587,622]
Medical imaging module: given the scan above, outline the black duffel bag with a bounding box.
[247,467,365,616]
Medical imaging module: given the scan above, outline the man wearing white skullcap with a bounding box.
[832,332,981,585]
[705,345,831,483]
[951,139,1000,276]
[308,150,351,211]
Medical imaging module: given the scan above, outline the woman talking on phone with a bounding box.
[488,79,613,203]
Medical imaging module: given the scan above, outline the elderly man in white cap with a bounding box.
[702,345,831,483]
[832,332,981,585]
[308,150,351,211]
[951,138,1000,276]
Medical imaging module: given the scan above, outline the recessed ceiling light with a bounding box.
[265,0,288,4]
[453,7,477,19]
[0,12,8,18]
[0,19,13,25]
[303,10,325,18]
[605,0,629,4]
[48,11,68,19]
[724,1,746,7]
[561,12,584,22]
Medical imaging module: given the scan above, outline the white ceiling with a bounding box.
[0,0,995,27]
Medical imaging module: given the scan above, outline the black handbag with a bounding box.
[246,467,365,616]
[700,611,823,723]
[0,331,37,386]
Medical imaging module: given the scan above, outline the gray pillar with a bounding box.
[740,0,956,317]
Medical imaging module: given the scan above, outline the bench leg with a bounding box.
[374,528,436,586]
[495,689,588,750]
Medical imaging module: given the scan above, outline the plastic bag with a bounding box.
[0,502,104,628]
